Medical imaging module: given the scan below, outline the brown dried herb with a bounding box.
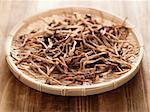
[12,13,138,86]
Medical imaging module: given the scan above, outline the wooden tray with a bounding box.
[5,7,144,96]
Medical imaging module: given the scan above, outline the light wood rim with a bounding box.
[5,7,144,96]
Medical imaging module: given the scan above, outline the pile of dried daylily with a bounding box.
[11,13,139,86]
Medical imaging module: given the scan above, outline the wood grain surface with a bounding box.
[0,0,149,112]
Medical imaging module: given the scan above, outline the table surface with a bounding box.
[0,0,149,112]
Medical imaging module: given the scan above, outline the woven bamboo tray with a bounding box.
[6,7,144,96]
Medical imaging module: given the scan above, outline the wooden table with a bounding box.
[0,1,149,112]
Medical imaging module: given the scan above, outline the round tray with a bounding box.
[6,7,144,96]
